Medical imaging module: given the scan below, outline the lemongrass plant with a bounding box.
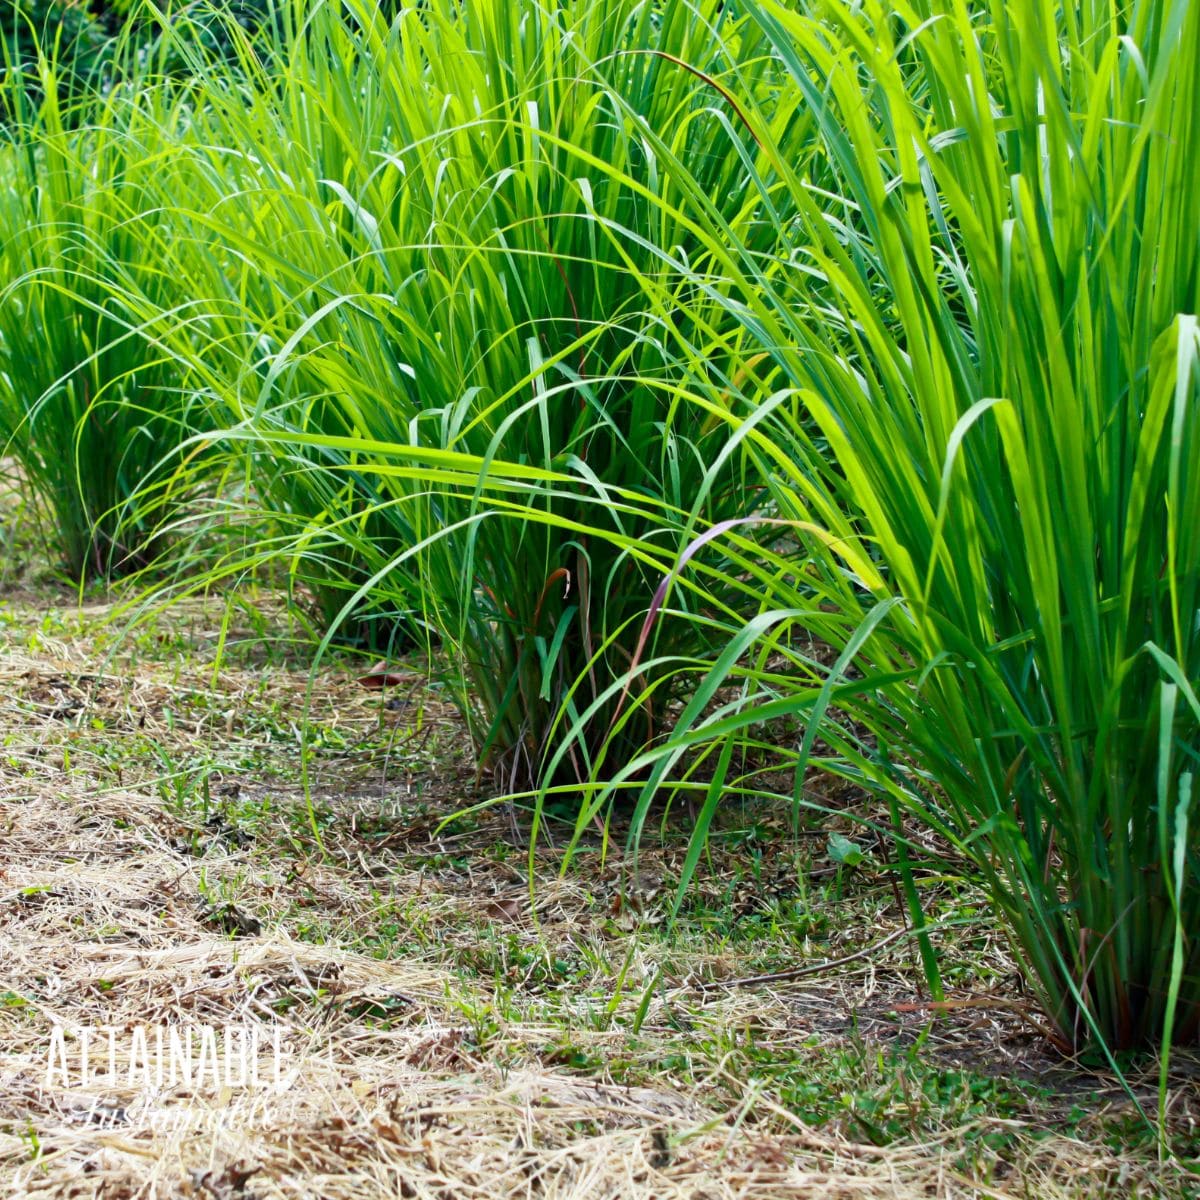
[0,60,207,580]
[131,0,808,785]
[550,0,1200,1057]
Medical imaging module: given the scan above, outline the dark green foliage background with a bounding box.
[1,0,277,102]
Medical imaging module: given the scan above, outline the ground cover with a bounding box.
[0,486,1195,1198]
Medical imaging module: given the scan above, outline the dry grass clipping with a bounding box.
[0,586,1194,1199]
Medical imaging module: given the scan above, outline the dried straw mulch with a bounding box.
[1,785,963,1200]
[0,591,1194,1199]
